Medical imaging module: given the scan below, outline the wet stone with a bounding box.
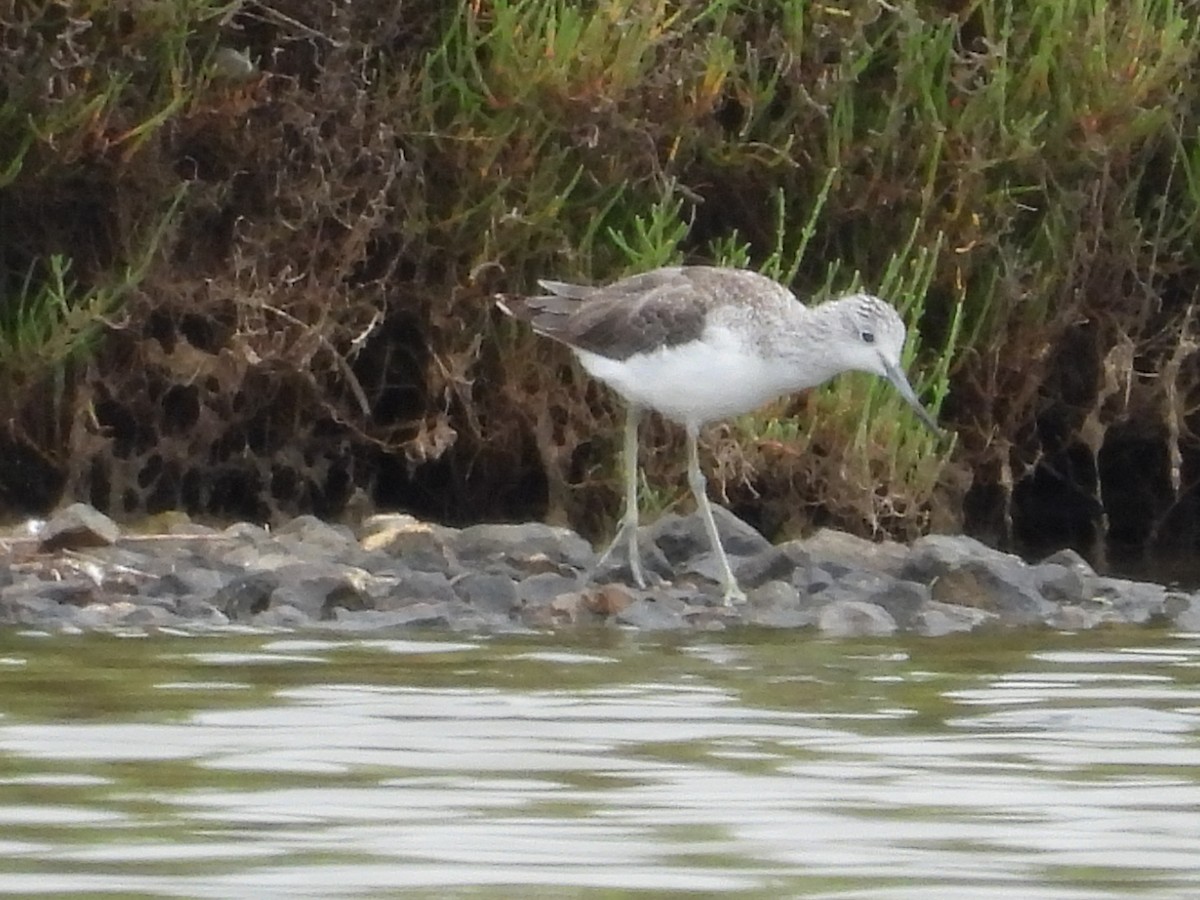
[269,567,372,620]
[1033,562,1094,607]
[254,604,314,629]
[738,542,809,585]
[38,580,102,608]
[803,529,910,579]
[1093,577,1173,625]
[865,580,931,630]
[1171,595,1200,630]
[452,522,594,576]
[275,515,357,556]
[593,539,673,589]
[374,570,458,608]
[118,605,184,628]
[818,599,898,637]
[616,596,688,631]
[801,564,838,595]
[149,566,234,600]
[582,585,635,617]
[360,515,462,574]
[39,503,120,552]
[917,601,996,637]
[0,590,67,625]
[72,603,136,630]
[453,572,520,616]
[1039,547,1097,578]
[745,581,817,629]
[0,505,1192,635]
[1047,604,1108,631]
[904,534,1024,582]
[340,601,456,629]
[175,595,228,625]
[516,571,582,608]
[215,571,281,621]
[648,507,771,566]
[928,558,1055,626]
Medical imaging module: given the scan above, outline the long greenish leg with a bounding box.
[686,426,745,605]
[590,405,645,588]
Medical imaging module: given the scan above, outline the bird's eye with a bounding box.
[861,330,875,344]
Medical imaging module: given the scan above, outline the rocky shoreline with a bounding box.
[2,503,1198,636]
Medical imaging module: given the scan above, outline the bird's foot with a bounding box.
[629,555,646,590]
[721,583,748,606]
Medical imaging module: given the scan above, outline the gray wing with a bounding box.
[507,267,710,361]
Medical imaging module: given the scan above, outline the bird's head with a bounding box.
[831,293,940,434]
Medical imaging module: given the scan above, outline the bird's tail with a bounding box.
[535,278,593,300]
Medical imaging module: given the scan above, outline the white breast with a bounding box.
[573,325,795,428]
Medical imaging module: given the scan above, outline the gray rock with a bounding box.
[70,603,129,630]
[72,543,165,577]
[1047,604,1107,631]
[221,521,274,542]
[39,503,120,551]
[452,522,595,575]
[516,571,582,607]
[275,515,357,556]
[1039,547,1098,576]
[251,551,311,572]
[904,533,1025,582]
[343,601,455,628]
[1164,591,1191,622]
[803,529,911,578]
[269,564,372,619]
[928,558,1055,626]
[917,601,996,636]
[116,604,184,628]
[745,581,818,629]
[1092,577,1174,625]
[801,563,838,595]
[647,507,771,565]
[373,570,458,608]
[215,571,281,621]
[730,543,806,589]
[865,580,931,630]
[818,599,898,637]
[360,514,462,574]
[1033,562,1094,606]
[1171,595,1200,630]
[805,568,899,612]
[254,603,315,628]
[593,537,673,588]
[6,501,1193,635]
[175,595,229,625]
[38,579,101,608]
[0,588,70,625]
[220,538,290,569]
[148,565,234,600]
[520,589,585,628]
[453,572,520,616]
[616,596,688,630]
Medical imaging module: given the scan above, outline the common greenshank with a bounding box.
[498,265,939,605]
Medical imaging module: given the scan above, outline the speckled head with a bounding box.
[823,292,939,433]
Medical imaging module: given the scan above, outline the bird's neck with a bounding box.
[766,300,847,390]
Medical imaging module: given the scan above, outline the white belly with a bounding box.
[574,329,793,428]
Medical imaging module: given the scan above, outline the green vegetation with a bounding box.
[2,0,1198,552]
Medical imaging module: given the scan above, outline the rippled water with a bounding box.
[0,626,1197,898]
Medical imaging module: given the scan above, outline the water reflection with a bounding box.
[0,629,1196,898]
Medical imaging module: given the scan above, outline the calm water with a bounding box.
[0,626,1197,899]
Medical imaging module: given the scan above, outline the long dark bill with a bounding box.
[882,359,941,435]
